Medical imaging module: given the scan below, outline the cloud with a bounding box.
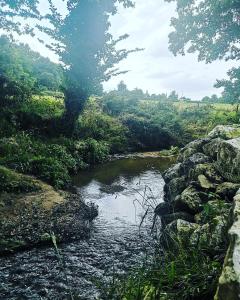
[104,0,235,99]
[10,0,236,99]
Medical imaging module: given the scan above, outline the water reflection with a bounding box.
[0,155,174,300]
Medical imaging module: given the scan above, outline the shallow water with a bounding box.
[0,155,175,300]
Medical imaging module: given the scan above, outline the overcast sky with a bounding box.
[16,0,235,100]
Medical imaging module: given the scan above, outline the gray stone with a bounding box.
[180,153,211,179]
[208,125,240,140]
[203,138,223,160]
[197,174,215,190]
[178,138,211,162]
[216,138,240,182]
[164,176,187,203]
[174,186,204,214]
[215,193,240,300]
[155,202,173,216]
[216,182,240,201]
[161,212,194,227]
[190,163,223,183]
[163,163,182,183]
[160,219,199,249]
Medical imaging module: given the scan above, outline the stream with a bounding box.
[0,154,175,300]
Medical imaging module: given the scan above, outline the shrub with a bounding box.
[0,166,40,193]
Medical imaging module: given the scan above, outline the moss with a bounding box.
[0,166,41,193]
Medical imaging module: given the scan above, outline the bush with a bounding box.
[76,138,110,164]
[0,166,41,193]
[30,157,71,189]
[0,133,78,188]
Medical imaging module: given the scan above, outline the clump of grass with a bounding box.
[101,245,222,300]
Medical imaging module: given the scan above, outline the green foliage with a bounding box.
[0,35,64,108]
[215,67,240,105]
[166,0,240,63]
[0,133,76,188]
[77,97,128,153]
[0,166,40,193]
[20,95,65,119]
[102,247,222,300]
[40,0,140,133]
[75,138,110,165]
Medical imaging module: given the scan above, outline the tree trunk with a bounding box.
[62,90,86,136]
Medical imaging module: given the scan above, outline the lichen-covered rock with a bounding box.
[174,186,204,214]
[208,125,240,140]
[194,200,231,225]
[216,138,240,182]
[164,176,187,202]
[160,219,200,249]
[191,215,229,253]
[197,174,215,190]
[161,212,194,227]
[178,138,211,162]
[180,153,211,179]
[215,192,240,300]
[190,163,223,183]
[162,163,182,183]
[203,138,223,160]
[216,182,240,201]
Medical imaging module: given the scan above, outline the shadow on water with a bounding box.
[0,155,175,300]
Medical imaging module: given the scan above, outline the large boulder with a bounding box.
[161,212,194,227]
[180,153,211,179]
[203,138,223,160]
[162,163,182,183]
[174,186,205,214]
[208,125,240,140]
[164,176,187,202]
[160,219,200,250]
[190,215,229,254]
[215,191,240,300]
[216,182,240,201]
[178,138,211,162]
[216,138,240,182]
[190,163,223,183]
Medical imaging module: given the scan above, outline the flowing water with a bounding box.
[0,155,175,300]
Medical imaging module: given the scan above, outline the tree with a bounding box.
[168,90,178,102]
[166,0,240,105]
[117,81,128,93]
[166,0,240,62]
[215,68,240,108]
[42,0,140,134]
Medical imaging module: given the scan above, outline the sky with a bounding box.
[14,0,236,100]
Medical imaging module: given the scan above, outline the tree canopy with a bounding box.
[166,0,240,63]
[0,0,40,35]
[40,0,140,133]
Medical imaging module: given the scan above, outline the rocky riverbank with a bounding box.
[0,167,98,254]
[155,125,240,299]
